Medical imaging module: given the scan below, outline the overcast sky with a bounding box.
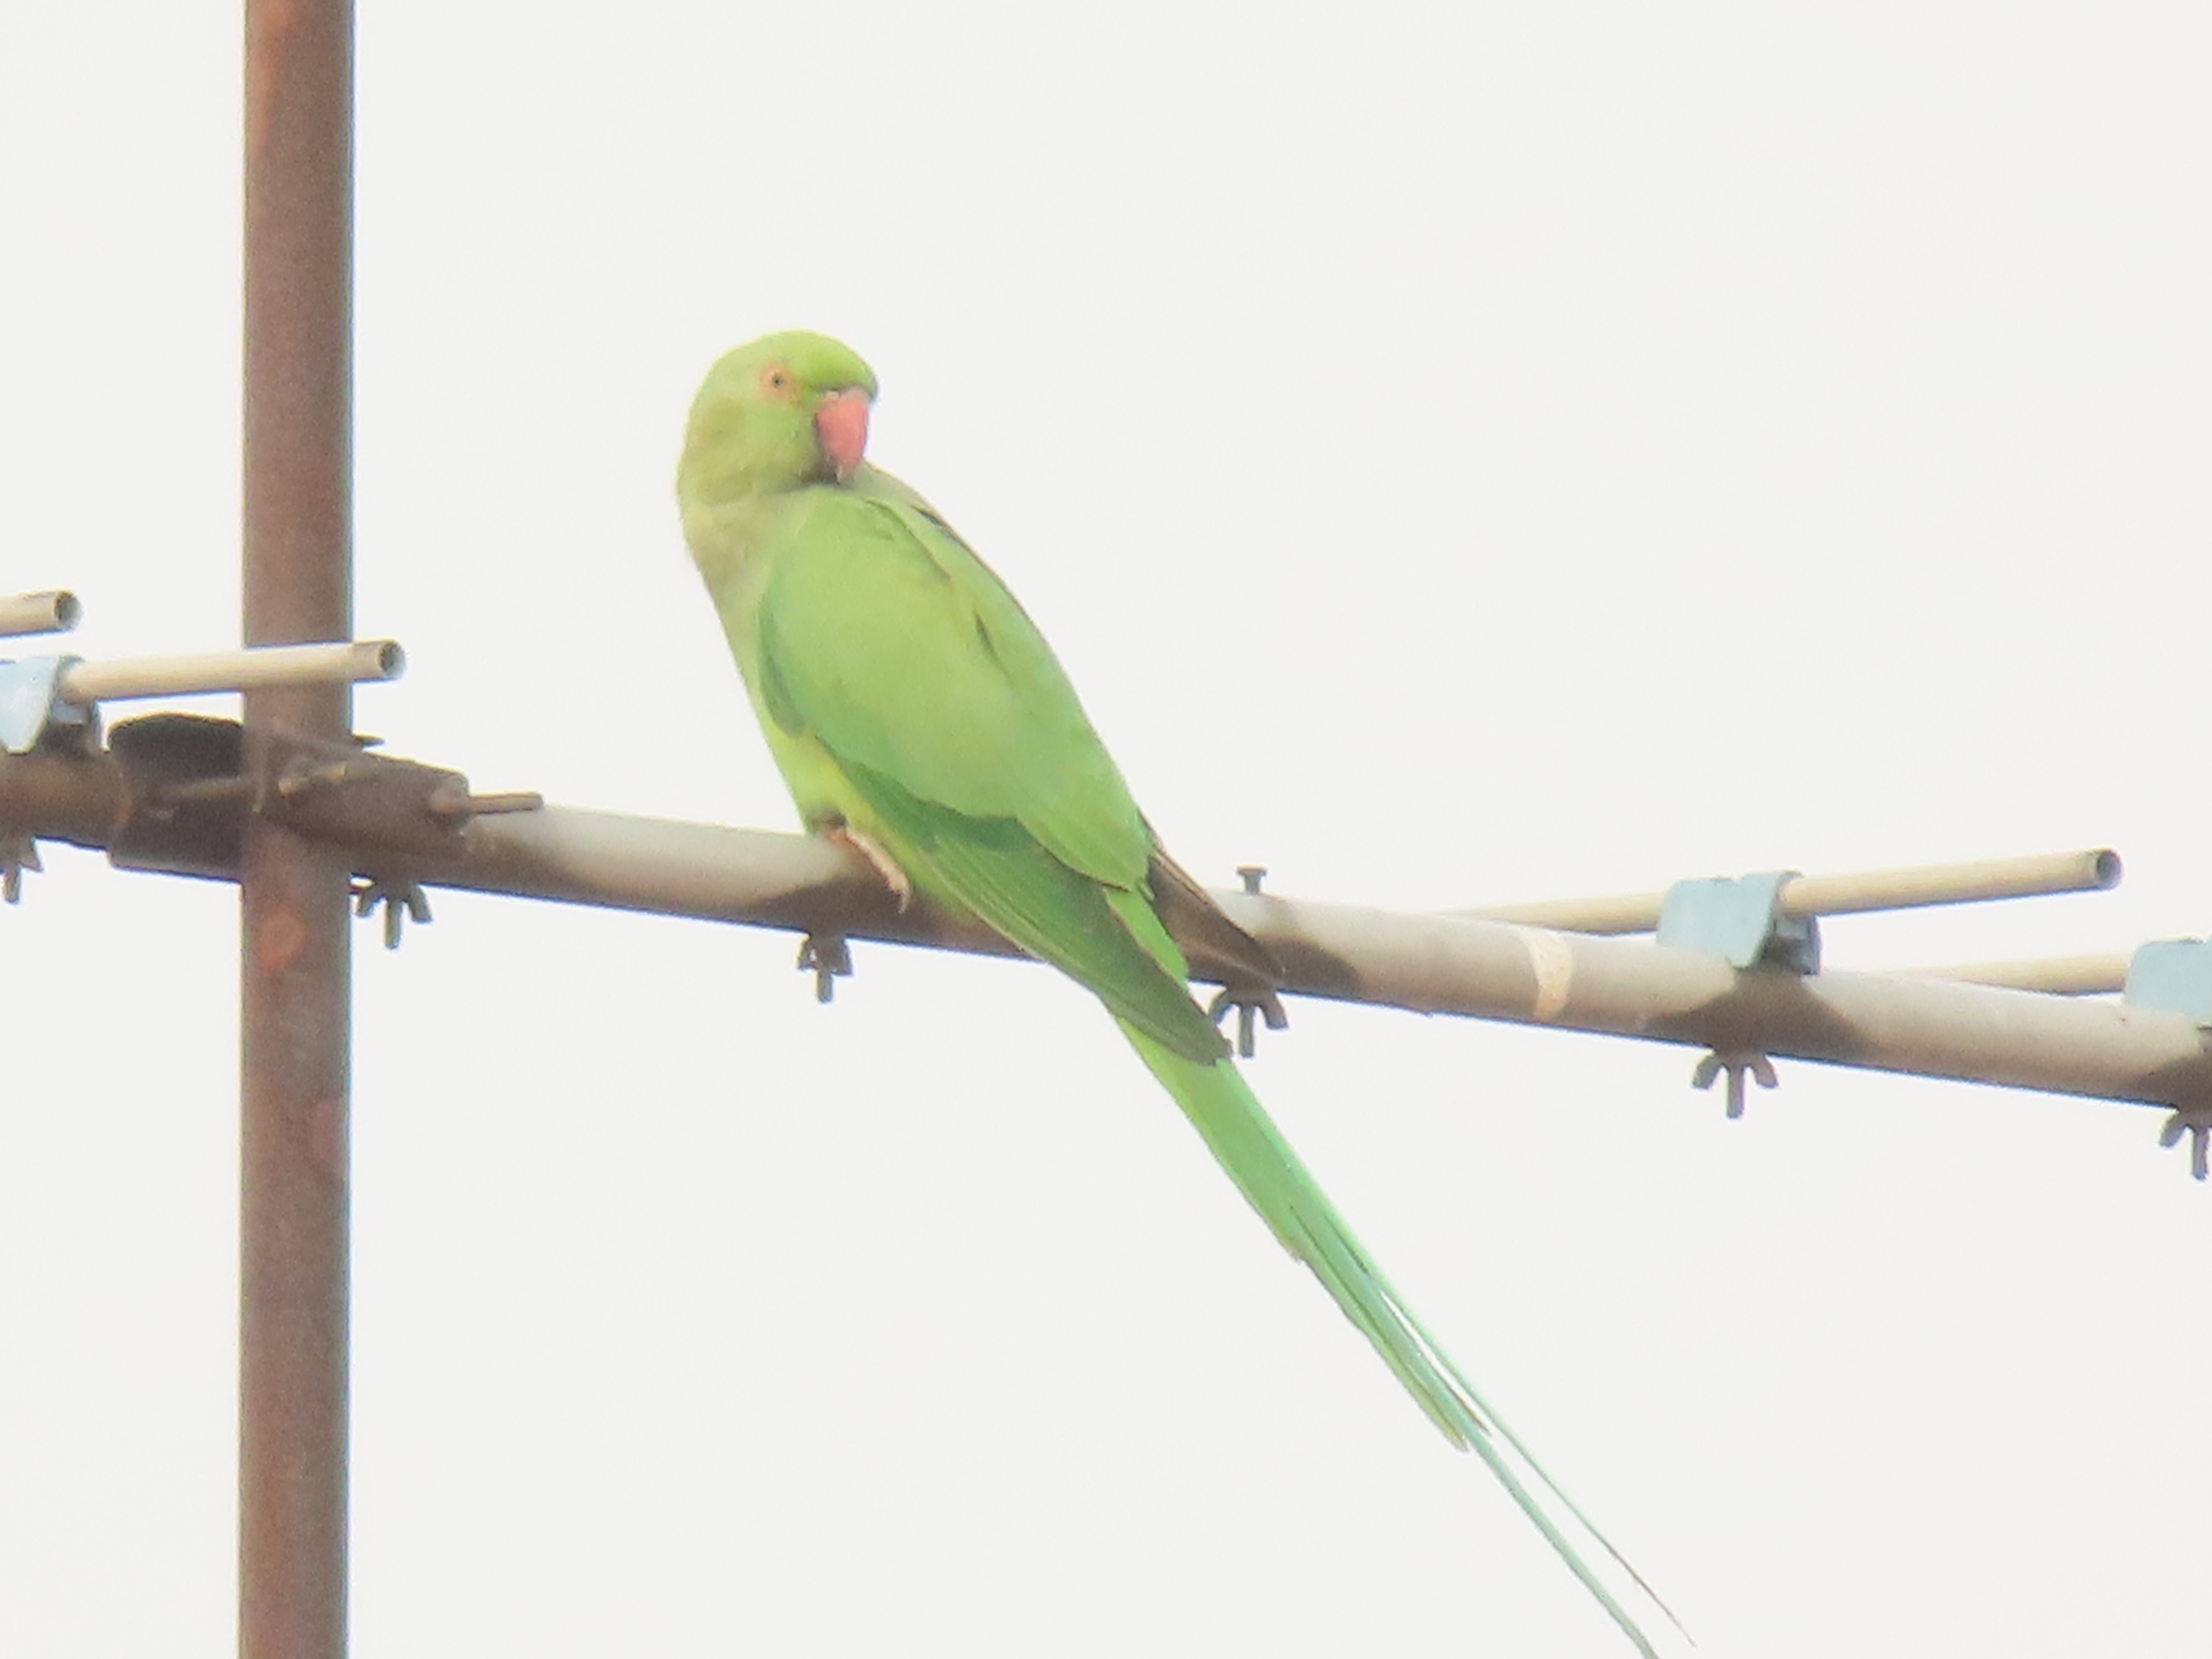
[3,4,2209,1655]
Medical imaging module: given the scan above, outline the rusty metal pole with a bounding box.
[241,3,354,1656]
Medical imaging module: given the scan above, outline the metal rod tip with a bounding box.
[0,589,83,638]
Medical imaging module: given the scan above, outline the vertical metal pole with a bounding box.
[241,4,353,1657]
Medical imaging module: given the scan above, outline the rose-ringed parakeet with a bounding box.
[678,331,1678,1655]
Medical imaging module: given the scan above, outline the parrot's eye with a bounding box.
[760,364,794,398]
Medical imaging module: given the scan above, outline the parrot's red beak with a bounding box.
[815,388,870,485]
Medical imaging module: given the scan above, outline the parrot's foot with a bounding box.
[798,932,854,1004]
[1206,982,1289,1060]
[823,823,913,911]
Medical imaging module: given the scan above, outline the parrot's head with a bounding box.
[678,331,879,506]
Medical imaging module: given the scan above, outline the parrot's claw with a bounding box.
[1692,1048,1778,1118]
[1207,983,1289,1060]
[798,932,854,1003]
[824,824,912,911]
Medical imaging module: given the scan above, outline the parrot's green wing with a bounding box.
[753,487,1228,1063]
[760,488,1140,876]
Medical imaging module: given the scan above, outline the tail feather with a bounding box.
[1120,1023,1684,1659]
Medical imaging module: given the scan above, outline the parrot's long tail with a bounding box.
[1121,1025,1683,1659]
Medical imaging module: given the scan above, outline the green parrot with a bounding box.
[678,330,1678,1655]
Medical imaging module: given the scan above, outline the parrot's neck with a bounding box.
[681,488,780,593]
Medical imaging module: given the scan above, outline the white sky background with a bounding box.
[1,3,2209,1654]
